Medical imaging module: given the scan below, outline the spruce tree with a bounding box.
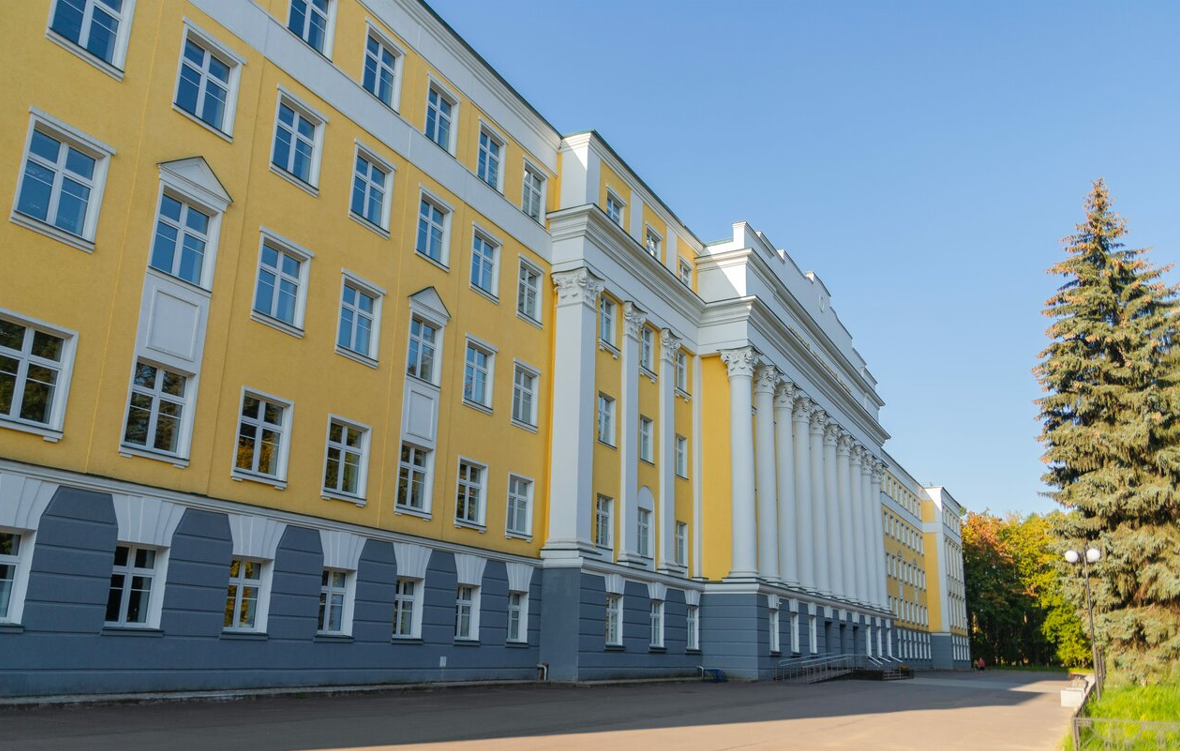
[1036,179,1180,683]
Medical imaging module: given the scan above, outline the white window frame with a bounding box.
[516,258,542,324]
[638,416,654,463]
[415,189,452,267]
[455,457,487,529]
[599,297,617,347]
[809,613,818,654]
[11,109,114,252]
[321,415,370,504]
[637,508,652,558]
[675,350,689,394]
[649,599,664,648]
[231,388,292,487]
[361,23,403,111]
[287,0,336,58]
[271,88,327,192]
[521,161,546,222]
[0,529,35,626]
[505,473,534,539]
[406,316,441,385]
[507,590,528,643]
[173,22,245,138]
[675,521,687,566]
[392,576,424,639]
[605,189,625,226]
[105,543,162,628]
[317,567,354,635]
[349,142,395,235]
[511,361,539,429]
[251,227,314,337]
[463,337,496,411]
[396,442,434,515]
[336,270,385,366]
[469,226,500,299]
[769,606,781,653]
[597,393,615,446]
[595,495,613,550]
[476,123,505,193]
[791,611,800,653]
[675,435,689,479]
[119,359,194,462]
[639,326,655,374]
[147,185,224,292]
[678,258,693,287]
[424,79,458,154]
[454,584,481,641]
[0,309,77,440]
[686,604,700,651]
[644,225,661,259]
[45,0,137,78]
[605,593,623,646]
[223,557,271,633]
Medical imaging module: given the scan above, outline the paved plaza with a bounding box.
[2,671,1072,751]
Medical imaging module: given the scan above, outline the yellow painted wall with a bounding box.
[701,356,732,580]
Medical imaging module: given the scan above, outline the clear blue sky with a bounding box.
[428,0,1180,516]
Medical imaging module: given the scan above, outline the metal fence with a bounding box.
[1070,676,1180,750]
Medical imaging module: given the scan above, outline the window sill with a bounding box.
[0,623,25,634]
[394,505,432,520]
[102,626,164,637]
[455,520,486,533]
[506,640,530,649]
[676,388,692,403]
[119,444,190,469]
[649,646,666,654]
[505,531,533,542]
[641,367,658,384]
[453,638,481,646]
[516,311,543,330]
[462,399,493,416]
[598,341,620,359]
[172,103,234,142]
[685,648,702,655]
[231,469,286,490]
[348,211,391,240]
[45,30,124,81]
[604,644,625,652]
[314,633,354,643]
[10,211,95,253]
[596,438,617,450]
[250,310,305,339]
[415,250,450,272]
[510,419,538,434]
[675,472,689,481]
[334,346,380,369]
[391,636,423,645]
[322,490,367,507]
[1,417,63,442]
[269,163,319,197]
[221,630,268,641]
[639,457,655,466]
[469,284,499,305]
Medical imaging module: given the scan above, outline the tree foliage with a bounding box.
[1036,180,1180,683]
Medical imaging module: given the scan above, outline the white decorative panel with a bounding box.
[393,542,431,579]
[227,514,286,560]
[788,598,799,613]
[603,573,624,595]
[0,473,58,530]
[766,593,780,611]
[453,553,486,586]
[111,494,186,547]
[504,562,534,593]
[647,582,667,602]
[320,529,366,571]
[402,381,439,448]
[683,589,701,607]
[147,291,200,361]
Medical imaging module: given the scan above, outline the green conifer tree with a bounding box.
[1036,179,1180,683]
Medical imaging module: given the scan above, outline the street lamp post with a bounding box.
[1065,546,1103,699]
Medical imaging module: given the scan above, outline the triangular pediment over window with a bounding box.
[408,287,450,325]
[158,157,232,213]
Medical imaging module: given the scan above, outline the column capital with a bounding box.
[850,444,866,464]
[659,328,683,362]
[793,395,814,422]
[836,431,854,455]
[808,406,828,431]
[622,301,647,338]
[774,380,798,408]
[754,364,781,395]
[552,268,604,308]
[871,459,886,481]
[823,420,841,445]
[721,347,758,380]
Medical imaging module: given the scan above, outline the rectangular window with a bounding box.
[506,474,532,537]
[224,558,263,632]
[272,98,322,187]
[678,258,693,287]
[234,392,289,480]
[397,443,430,511]
[455,585,479,640]
[769,608,780,653]
[406,317,438,383]
[675,521,687,566]
[675,435,688,478]
[425,85,455,152]
[605,192,624,226]
[337,280,379,360]
[511,365,537,427]
[253,242,306,328]
[637,508,651,558]
[122,361,188,456]
[350,152,390,230]
[150,194,211,287]
[638,416,653,463]
[288,0,331,55]
[415,198,448,263]
[455,459,485,527]
[791,611,800,653]
[639,327,654,372]
[175,33,237,134]
[522,165,544,221]
[675,350,688,393]
[0,316,72,432]
[463,342,493,408]
[597,393,615,445]
[809,614,818,654]
[318,569,347,633]
[507,591,527,643]
[686,604,700,650]
[0,533,22,621]
[650,600,664,647]
[599,297,616,346]
[470,233,498,295]
[323,418,368,499]
[605,594,622,645]
[517,261,541,322]
[105,544,156,626]
[16,123,108,242]
[477,128,503,190]
[595,495,613,549]
[645,228,661,258]
[49,0,131,69]
[392,577,420,638]
[362,33,399,108]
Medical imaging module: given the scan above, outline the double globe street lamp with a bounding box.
[1064,546,1103,699]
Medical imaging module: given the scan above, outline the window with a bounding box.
[15,118,111,244]
[425,85,455,152]
[644,228,661,258]
[809,614,818,654]
[407,317,438,383]
[318,569,348,634]
[791,611,800,653]
[175,32,239,134]
[637,508,651,558]
[507,591,527,642]
[149,194,211,286]
[686,604,700,650]
[477,128,503,191]
[288,0,332,56]
[675,435,688,478]
[606,192,624,226]
[48,0,132,70]
[415,198,448,263]
[595,495,613,549]
[362,32,399,108]
[599,297,616,347]
[506,475,532,537]
[605,594,622,645]
[470,232,498,295]
[397,444,430,511]
[392,577,421,638]
[522,164,544,221]
[463,341,493,409]
[516,261,541,322]
[649,599,664,647]
[678,258,693,287]
[455,585,479,640]
[511,365,537,427]
[769,607,781,653]
[350,151,391,230]
[639,327,654,372]
[105,545,156,626]
[234,392,289,481]
[638,416,653,463]
[253,241,307,329]
[0,533,22,621]
[455,459,485,527]
[122,361,189,456]
[337,279,380,360]
[675,522,687,566]
[323,418,368,500]
[224,558,264,631]
[0,315,73,433]
[675,350,688,393]
[272,97,323,187]
[596,394,615,445]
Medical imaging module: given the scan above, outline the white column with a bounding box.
[722,347,759,580]
[871,460,887,608]
[836,432,856,600]
[544,269,603,555]
[850,446,869,605]
[792,395,815,591]
[774,381,798,588]
[657,328,683,574]
[866,623,874,657]
[861,454,879,607]
[754,365,780,581]
[823,420,841,599]
[808,407,830,595]
[617,302,646,566]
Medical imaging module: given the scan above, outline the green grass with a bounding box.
[1086,681,1180,722]
[990,664,1072,673]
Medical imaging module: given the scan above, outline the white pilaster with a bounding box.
[657,328,684,575]
[861,454,881,608]
[808,407,830,595]
[774,381,798,588]
[754,365,780,582]
[850,446,869,605]
[617,301,647,566]
[721,347,759,580]
[823,420,841,599]
[871,460,887,608]
[792,395,815,592]
[544,269,604,556]
[836,431,856,601]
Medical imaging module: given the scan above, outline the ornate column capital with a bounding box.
[552,268,604,308]
[837,431,854,455]
[850,444,866,465]
[870,459,886,481]
[808,406,828,431]
[823,420,841,445]
[659,328,683,362]
[754,364,781,395]
[622,301,647,338]
[793,395,814,422]
[720,347,758,380]
[774,380,798,408]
